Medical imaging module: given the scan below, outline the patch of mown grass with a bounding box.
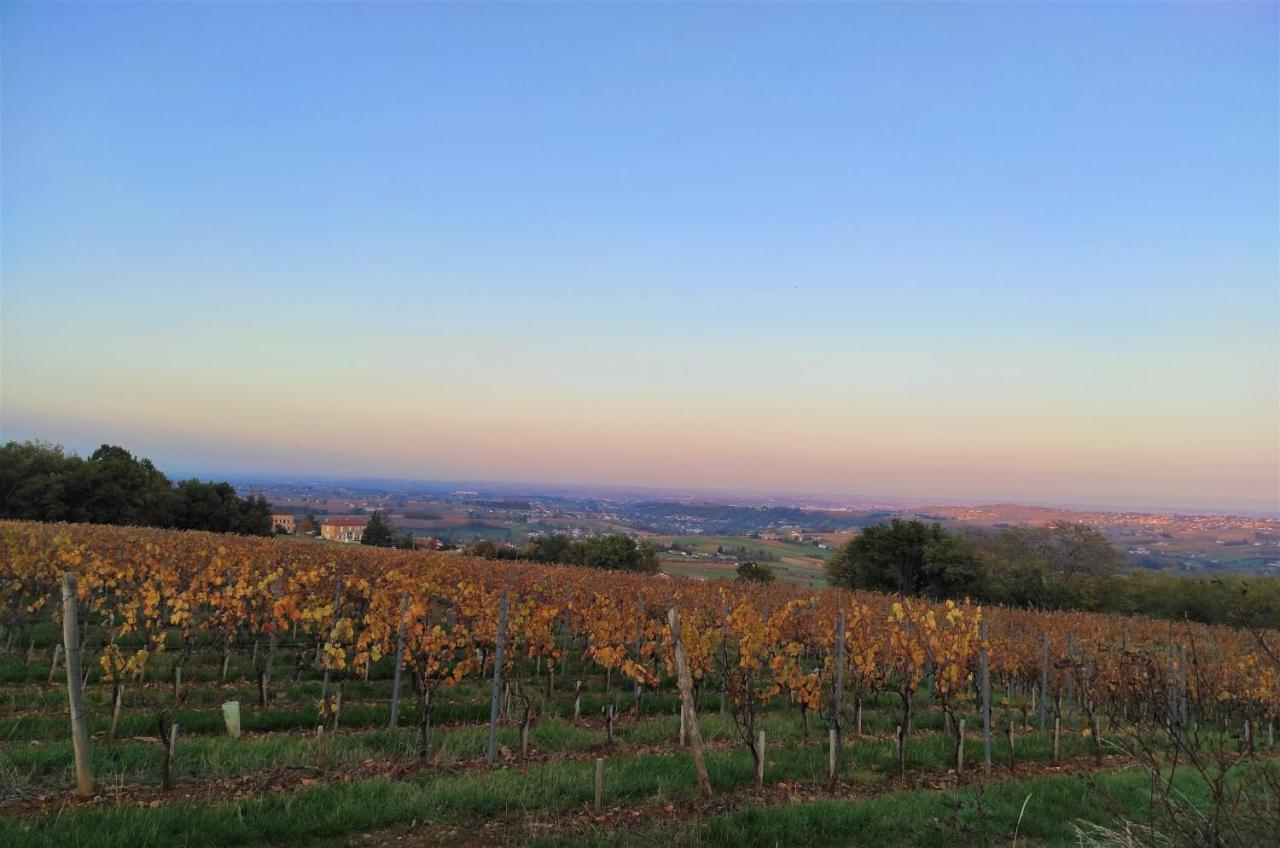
[0,733,1142,848]
[697,765,1213,848]
[1,703,1094,795]
[0,762,1213,848]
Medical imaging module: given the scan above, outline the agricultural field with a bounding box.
[656,535,833,588]
[1,520,1277,848]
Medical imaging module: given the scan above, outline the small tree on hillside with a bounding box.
[735,561,776,584]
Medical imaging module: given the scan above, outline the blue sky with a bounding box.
[2,2,1277,512]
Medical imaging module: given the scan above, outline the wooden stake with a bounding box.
[1052,717,1061,761]
[109,684,124,740]
[61,572,93,797]
[389,593,409,729]
[1092,713,1102,763]
[719,598,729,716]
[755,729,766,790]
[161,721,179,790]
[828,727,838,783]
[593,757,604,814]
[667,607,712,799]
[980,618,991,776]
[895,724,904,774]
[485,591,509,766]
[48,642,62,684]
[956,719,965,774]
[830,611,846,788]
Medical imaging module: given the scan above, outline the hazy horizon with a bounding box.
[3,3,1277,515]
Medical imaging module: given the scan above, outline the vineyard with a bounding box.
[1,520,1277,848]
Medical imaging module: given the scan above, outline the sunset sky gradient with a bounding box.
[2,2,1277,512]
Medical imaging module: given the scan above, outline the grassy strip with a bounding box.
[0,731,1103,848]
[3,707,1093,791]
[0,754,1154,848]
[525,767,1208,848]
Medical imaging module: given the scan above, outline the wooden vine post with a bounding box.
[320,571,345,728]
[48,642,62,684]
[756,729,767,790]
[980,617,991,776]
[667,606,712,799]
[593,757,604,814]
[829,610,846,787]
[388,592,410,729]
[61,572,93,797]
[719,597,729,716]
[1039,631,1049,731]
[485,591,509,766]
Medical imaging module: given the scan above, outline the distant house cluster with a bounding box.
[269,507,371,543]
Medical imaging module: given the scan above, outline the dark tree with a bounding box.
[735,561,776,584]
[0,441,79,521]
[74,445,173,527]
[0,440,274,536]
[463,539,518,559]
[522,534,575,563]
[234,494,273,537]
[361,510,397,547]
[572,535,660,573]
[825,519,983,599]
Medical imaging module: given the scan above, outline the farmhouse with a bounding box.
[322,516,366,543]
[271,512,296,534]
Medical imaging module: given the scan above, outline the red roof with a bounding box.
[323,516,367,526]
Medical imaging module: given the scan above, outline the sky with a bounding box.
[1,2,1277,513]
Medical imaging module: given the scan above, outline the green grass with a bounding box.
[0,761,1210,848]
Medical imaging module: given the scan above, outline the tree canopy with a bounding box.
[360,511,397,548]
[0,440,272,536]
[825,519,984,599]
[735,560,776,584]
[503,533,660,572]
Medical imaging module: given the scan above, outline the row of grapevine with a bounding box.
[2,519,1276,792]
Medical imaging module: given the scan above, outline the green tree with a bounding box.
[75,445,173,527]
[523,534,575,563]
[463,539,517,559]
[0,440,272,536]
[360,510,397,547]
[825,519,983,599]
[234,494,273,536]
[573,535,660,573]
[735,561,776,584]
[0,441,79,521]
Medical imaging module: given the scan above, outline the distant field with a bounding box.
[656,534,833,588]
